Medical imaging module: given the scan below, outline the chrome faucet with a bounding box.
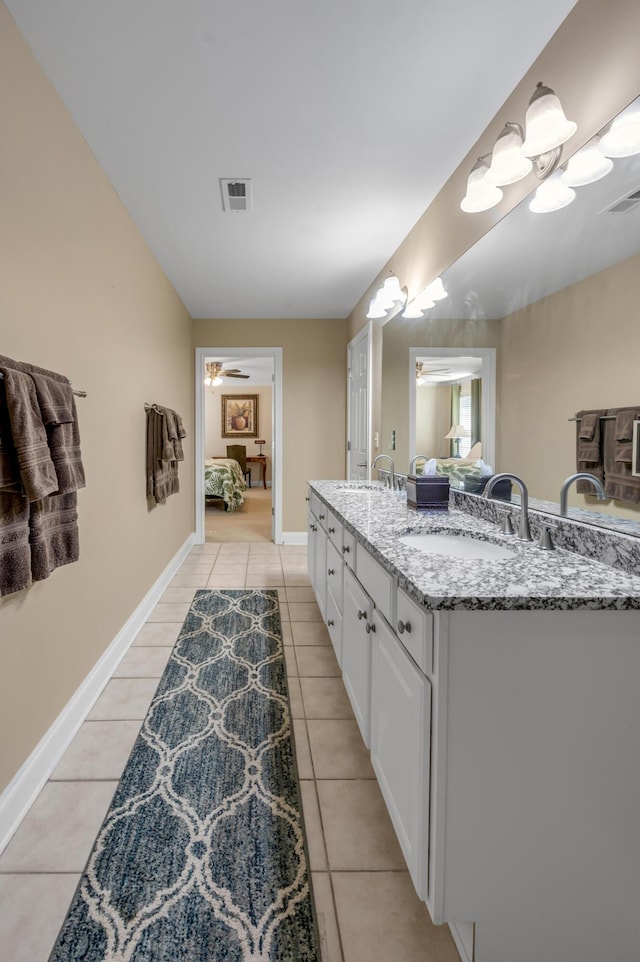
[559,472,606,517]
[484,473,532,541]
[409,455,430,475]
[372,454,395,489]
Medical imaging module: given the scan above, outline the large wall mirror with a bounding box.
[381,94,640,533]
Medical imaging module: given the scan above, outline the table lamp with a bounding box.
[254,439,266,456]
[444,424,469,458]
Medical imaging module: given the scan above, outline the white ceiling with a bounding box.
[6,0,577,319]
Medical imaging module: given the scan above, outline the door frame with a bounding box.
[408,347,496,468]
[346,323,372,479]
[195,346,283,544]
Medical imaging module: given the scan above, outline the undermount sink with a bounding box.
[398,532,517,561]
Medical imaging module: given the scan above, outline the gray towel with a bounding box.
[575,409,606,493]
[29,492,79,582]
[31,373,86,493]
[0,367,58,502]
[0,379,22,494]
[0,491,31,595]
[604,408,640,502]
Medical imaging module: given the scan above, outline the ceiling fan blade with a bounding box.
[225,373,250,378]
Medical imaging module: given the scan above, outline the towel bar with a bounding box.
[0,370,86,397]
[568,414,615,422]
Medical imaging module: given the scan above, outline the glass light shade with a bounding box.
[599,107,640,158]
[366,295,388,319]
[529,173,576,213]
[402,301,426,319]
[423,277,447,301]
[460,157,503,213]
[444,424,469,439]
[561,141,613,187]
[377,274,404,309]
[521,83,577,157]
[486,123,533,185]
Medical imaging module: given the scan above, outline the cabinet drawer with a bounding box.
[356,547,396,627]
[326,540,343,612]
[326,509,344,551]
[342,529,356,569]
[326,590,343,667]
[396,588,434,676]
[308,490,322,518]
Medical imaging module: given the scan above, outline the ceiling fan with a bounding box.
[416,362,453,384]
[204,361,250,386]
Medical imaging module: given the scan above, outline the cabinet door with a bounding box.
[313,521,327,619]
[307,511,317,590]
[371,611,431,900]
[326,539,343,612]
[342,566,373,747]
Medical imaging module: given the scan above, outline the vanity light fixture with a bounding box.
[366,295,389,319]
[402,276,447,319]
[529,171,575,213]
[598,103,640,158]
[460,155,503,212]
[486,122,533,186]
[366,273,407,319]
[561,138,613,187]
[520,82,577,158]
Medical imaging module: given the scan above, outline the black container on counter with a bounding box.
[406,474,450,510]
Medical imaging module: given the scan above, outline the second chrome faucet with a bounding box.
[484,473,532,541]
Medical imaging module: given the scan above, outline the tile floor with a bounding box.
[0,542,461,962]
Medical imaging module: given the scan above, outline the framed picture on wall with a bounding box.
[221,395,259,438]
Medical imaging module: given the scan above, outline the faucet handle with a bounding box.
[538,526,556,551]
[500,514,515,536]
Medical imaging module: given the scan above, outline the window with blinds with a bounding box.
[459,393,472,458]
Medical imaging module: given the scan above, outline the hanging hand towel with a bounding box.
[31,373,86,493]
[0,367,59,502]
[575,409,606,493]
[604,408,640,502]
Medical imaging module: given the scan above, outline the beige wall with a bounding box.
[193,319,347,532]
[205,385,273,484]
[499,252,640,519]
[0,3,194,792]
[350,0,640,463]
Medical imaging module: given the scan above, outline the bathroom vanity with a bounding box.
[307,480,640,962]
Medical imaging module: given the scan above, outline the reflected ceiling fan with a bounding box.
[416,362,453,384]
[204,361,250,386]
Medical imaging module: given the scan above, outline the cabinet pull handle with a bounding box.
[319,513,325,520]
[328,619,335,627]
[328,526,335,533]
[342,545,350,554]
[310,524,317,532]
[357,609,367,620]
[305,496,310,502]
[365,622,376,634]
[328,568,335,576]
[397,620,412,634]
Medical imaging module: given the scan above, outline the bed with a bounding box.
[204,458,247,511]
[417,457,512,499]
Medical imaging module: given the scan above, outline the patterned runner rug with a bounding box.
[50,589,319,962]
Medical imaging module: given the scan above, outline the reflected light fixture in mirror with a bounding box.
[460,155,503,212]
[366,273,406,319]
[487,122,533,185]
[529,171,575,213]
[402,276,447,319]
[561,138,613,187]
[599,103,640,158]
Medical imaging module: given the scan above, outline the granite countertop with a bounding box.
[308,480,640,612]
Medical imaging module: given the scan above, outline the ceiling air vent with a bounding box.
[220,178,252,213]
[604,186,640,215]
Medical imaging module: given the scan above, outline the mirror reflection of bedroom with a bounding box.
[415,355,483,464]
[203,355,274,542]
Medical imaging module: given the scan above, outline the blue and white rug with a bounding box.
[50,589,319,962]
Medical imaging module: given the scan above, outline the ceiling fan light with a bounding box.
[486,123,533,185]
[598,107,640,158]
[561,140,613,187]
[460,156,503,213]
[521,83,577,158]
[529,173,576,213]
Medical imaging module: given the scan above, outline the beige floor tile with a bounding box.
[286,586,316,603]
[168,574,210,588]
[283,645,298,677]
[189,543,221,554]
[146,601,191,622]
[217,547,251,557]
[292,621,331,646]
[278,603,290,622]
[207,574,247,587]
[311,872,344,962]
[159,586,199,604]
[88,678,159,720]
[316,781,406,871]
[289,602,322,621]
[332,872,460,962]
[299,781,328,871]
[177,563,214,575]
[133,622,181,647]
[113,646,172,678]
[296,646,340,677]
[0,782,117,873]
[292,719,314,779]
[287,676,305,718]
[245,573,285,587]
[0,874,80,962]
[284,573,312,587]
[51,720,141,780]
[211,563,248,574]
[307,720,375,780]
[280,622,293,645]
[301,678,354,719]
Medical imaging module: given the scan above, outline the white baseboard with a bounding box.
[449,922,474,962]
[280,532,307,545]
[0,532,195,855]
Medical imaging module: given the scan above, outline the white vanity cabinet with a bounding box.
[342,565,374,747]
[325,539,343,664]
[370,608,431,900]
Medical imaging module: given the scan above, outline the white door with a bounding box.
[347,325,371,480]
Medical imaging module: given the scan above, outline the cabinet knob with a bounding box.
[342,545,350,554]
[397,620,412,635]
[365,622,376,634]
[328,526,335,534]
[311,524,317,532]
[305,496,310,502]
[319,513,325,520]
[328,619,335,627]
[328,568,335,576]
[357,609,367,620]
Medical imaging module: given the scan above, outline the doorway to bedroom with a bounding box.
[195,347,283,544]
